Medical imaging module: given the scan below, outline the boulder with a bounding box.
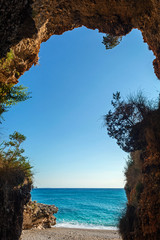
[23,200,58,229]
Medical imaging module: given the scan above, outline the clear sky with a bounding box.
[2,27,160,188]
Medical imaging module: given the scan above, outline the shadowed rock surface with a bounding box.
[0,177,31,240]
[119,109,160,240]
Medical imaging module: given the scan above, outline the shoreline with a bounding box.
[55,223,118,231]
[22,227,122,240]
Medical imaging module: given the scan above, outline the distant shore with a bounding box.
[21,227,122,240]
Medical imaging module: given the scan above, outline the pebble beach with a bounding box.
[22,227,122,240]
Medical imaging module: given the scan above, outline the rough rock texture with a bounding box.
[1,1,160,240]
[119,108,160,240]
[23,200,58,229]
[0,174,31,240]
[138,110,160,240]
[0,0,160,85]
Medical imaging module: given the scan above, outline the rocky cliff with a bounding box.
[105,93,160,240]
[0,0,160,85]
[23,200,58,229]
[0,176,31,240]
[119,108,160,240]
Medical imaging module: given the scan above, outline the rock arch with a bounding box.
[0,0,160,84]
[0,1,160,240]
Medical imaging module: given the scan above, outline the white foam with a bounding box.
[54,222,118,230]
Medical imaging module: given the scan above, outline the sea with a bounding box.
[31,188,127,230]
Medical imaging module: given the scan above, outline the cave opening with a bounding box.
[3,27,159,189]
[1,1,160,239]
[1,17,160,240]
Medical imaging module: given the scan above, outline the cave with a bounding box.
[0,1,160,240]
[1,0,160,84]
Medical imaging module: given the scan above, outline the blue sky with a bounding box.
[2,27,160,188]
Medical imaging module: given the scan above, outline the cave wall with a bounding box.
[0,178,31,240]
[0,0,160,85]
[119,109,160,240]
[1,1,160,240]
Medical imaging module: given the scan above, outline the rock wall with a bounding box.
[0,177,31,240]
[0,0,160,85]
[1,1,160,240]
[119,108,160,240]
[23,200,58,229]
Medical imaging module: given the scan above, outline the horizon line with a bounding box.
[32,187,125,189]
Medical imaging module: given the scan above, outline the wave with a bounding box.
[54,221,118,230]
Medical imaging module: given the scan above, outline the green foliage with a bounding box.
[6,49,14,61]
[0,49,15,70]
[124,155,134,177]
[15,71,20,78]
[0,83,30,106]
[0,132,33,185]
[102,34,122,50]
[104,91,156,152]
[124,153,142,204]
[0,82,31,123]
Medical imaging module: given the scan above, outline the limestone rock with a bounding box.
[23,200,58,230]
[0,0,160,84]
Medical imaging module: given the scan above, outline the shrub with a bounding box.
[102,34,122,50]
[0,82,31,123]
[0,131,33,186]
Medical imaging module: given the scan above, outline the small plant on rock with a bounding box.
[0,131,33,186]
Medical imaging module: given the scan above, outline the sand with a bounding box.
[21,227,122,240]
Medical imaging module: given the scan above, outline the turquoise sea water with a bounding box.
[31,188,127,230]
